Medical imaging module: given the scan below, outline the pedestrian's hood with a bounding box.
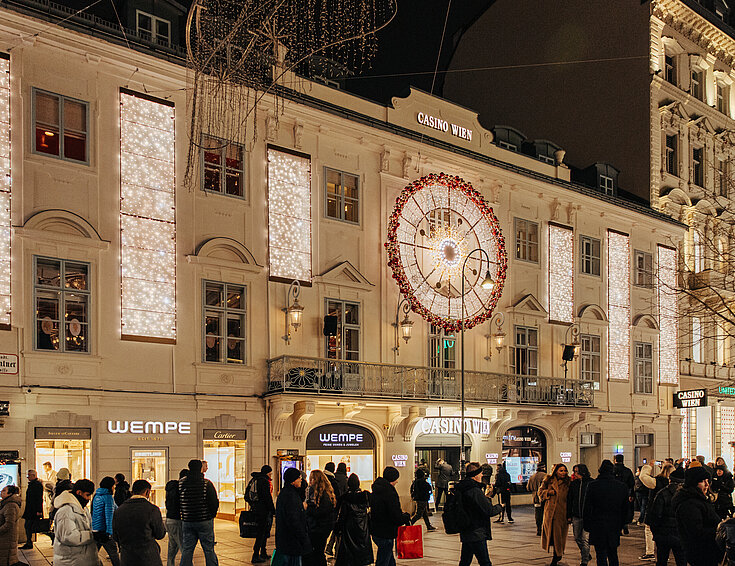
[54,489,84,513]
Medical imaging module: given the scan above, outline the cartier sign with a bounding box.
[107,421,191,434]
[203,429,247,441]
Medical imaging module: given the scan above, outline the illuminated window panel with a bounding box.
[119,90,176,342]
[0,54,9,330]
[657,245,678,385]
[681,408,690,460]
[607,230,630,381]
[721,405,735,470]
[267,147,312,282]
[548,224,574,323]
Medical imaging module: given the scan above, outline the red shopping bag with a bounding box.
[396,525,423,559]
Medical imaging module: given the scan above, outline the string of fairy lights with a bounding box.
[0,56,10,328]
[658,245,679,385]
[548,224,574,323]
[119,91,176,340]
[607,230,631,381]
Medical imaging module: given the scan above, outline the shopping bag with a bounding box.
[238,510,259,538]
[396,524,423,559]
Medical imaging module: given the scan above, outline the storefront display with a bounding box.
[203,429,247,518]
[502,426,546,485]
[305,424,375,490]
[131,448,167,507]
[34,427,91,482]
[0,463,19,490]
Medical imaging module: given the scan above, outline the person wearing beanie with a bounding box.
[179,459,220,566]
[711,464,735,519]
[276,467,311,561]
[49,468,74,527]
[646,462,686,566]
[369,466,410,566]
[582,460,629,566]
[247,465,275,564]
[409,468,435,531]
[334,473,372,566]
[672,464,723,566]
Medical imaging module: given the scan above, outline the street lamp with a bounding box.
[283,280,304,344]
[392,297,414,354]
[460,248,495,477]
[562,322,580,385]
[484,312,506,361]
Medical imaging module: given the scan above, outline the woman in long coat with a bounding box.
[0,485,22,566]
[538,463,571,565]
[334,474,373,566]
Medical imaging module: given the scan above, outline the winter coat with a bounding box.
[334,490,372,566]
[249,472,275,519]
[639,464,657,491]
[52,490,98,566]
[0,493,21,566]
[711,468,735,518]
[436,462,454,488]
[716,516,735,566]
[113,481,131,507]
[306,490,336,538]
[275,483,311,556]
[494,468,512,495]
[23,478,44,520]
[91,487,115,535]
[527,471,547,505]
[673,485,723,566]
[455,477,503,543]
[368,477,409,540]
[410,478,432,502]
[164,479,181,521]
[566,476,592,519]
[333,472,348,499]
[613,462,635,523]
[582,472,629,549]
[645,480,681,543]
[324,471,341,499]
[538,476,570,554]
[112,496,166,566]
[179,472,219,522]
[50,479,73,522]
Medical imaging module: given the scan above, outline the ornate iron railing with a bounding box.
[267,356,595,407]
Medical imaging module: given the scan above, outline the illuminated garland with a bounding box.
[385,173,507,332]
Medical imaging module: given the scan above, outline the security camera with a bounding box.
[26,388,32,394]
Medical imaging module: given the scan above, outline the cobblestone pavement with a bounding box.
[18,506,652,566]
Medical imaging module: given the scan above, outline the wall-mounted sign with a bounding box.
[276,449,300,457]
[203,429,247,441]
[306,424,375,451]
[673,389,707,409]
[720,387,735,396]
[0,354,18,375]
[0,401,8,416]
[419,417,490,436]
[0,450,19,461]
[485,452,498,464]
[35,427,92,440]
[107,421,191,434]
[391,454,408,467]
[560,451,572,463]
[416,112,473,142]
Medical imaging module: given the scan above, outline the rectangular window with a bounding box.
[634,250,653,288]
[692,316,703,364]
[693,230,704,273]
[512,326,538,376]
[515,218,539,263]
[634,342,653,394]
[580,236,601,276]
[498,140,517,151]
[692,147,704,186]
[325,299,360,362]
[599,175,614,195]
[691,69,703,100]
[203,281,246,364]
[325,168,359,223]
[34,257,90,353]
[429,324,455,370]
[136,10,171,46]
[580,334,601,388]
[665,54,677,85]
[201,135,245,198]
[33,89,88,163]
[718,159,728,197]
[718,82,729,114]
[665,135,678,176]
[717,322,729,366]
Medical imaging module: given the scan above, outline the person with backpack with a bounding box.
[645,465,685,566]
[452,462,503,566]
[435,459,454,510]
[246,465,275,564]
[493,463,513,524]
[410,468,435,531]
[567,464,592,566]
[165,469,187,566]
[717,512,735,566]
[334,474,372,566]
[612,454,634,534]
[711,464,734,519]
[369,466,410,566]
[113,474,131,508]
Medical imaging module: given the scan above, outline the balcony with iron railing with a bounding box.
[266,356,595,407]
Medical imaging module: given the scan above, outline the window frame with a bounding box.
[202,280,247,365]
[665,134,678,176]
[428,324,456,370]
[135,9,172,47]
[664,53,677,85]
[693,230,705,273]
[691,68,704,101]
[718,158,728,197]
[324,298,361,362]
[514,218,539,264]
[634,341,654,394]
[634,250,653,288]
[692,316,703,364]
[323,167,360,224]
[692,146,704,187]
[599,174,614,195]
[33,256,91,354]
[512,325,538,376]
[200,134,246,199]
[717,82,729,115]
[580,235,601,277]
[32,88,89,164]
[498,140,518,151]
[580,333,601,389]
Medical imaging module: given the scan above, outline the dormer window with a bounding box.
[136,10,171,47]
[498,140,517,151]
[492,126,526,154]
[599,174,614,195]
[691,69,704,101]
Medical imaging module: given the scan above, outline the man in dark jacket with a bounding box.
[275,467,311,561]
[20,469,44,550]
[435,459,454,510]
[645,466,685,566]
[369,466,410,566]
[112,479,166,566]
[455,462,503,566]
[324,463,342,498]
[612,454,634,534]
[410,468,435,530]
[567,464,592,566]
[493,463,513,523]
[325,463,350,556]
[249,465,275,564]
[673,465,723,566]
[179,459,220,566]
[164,469,187,566]
[113,473,131,507]
[582,460,629,566]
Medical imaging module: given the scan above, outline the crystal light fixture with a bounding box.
[607,230,630,381]
[119,90,176,341]
[0,55,10,329]
[657,245,678,385]
[549,224,574,323]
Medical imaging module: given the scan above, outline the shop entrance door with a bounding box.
[131,449,167,508]
[203,440,247,519]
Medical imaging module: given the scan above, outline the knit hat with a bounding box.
[283,467,301,485]
[261,465,273,474]
[383,466,400,483]
[57,468,71,481]
[415,468,425,480]
[688,460,703,468]
[670,467,686,482]
[598,460,614,475]
[685,465,711,487]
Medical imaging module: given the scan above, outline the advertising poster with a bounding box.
[0,463,19,490]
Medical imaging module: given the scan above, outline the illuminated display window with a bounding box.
[32,88,88,163]
[549,224,574,322]
[119,90,176,342]
[657,245,678,384]
[607,230,630,381]
[0,54,9,329]
[267,147,312,282]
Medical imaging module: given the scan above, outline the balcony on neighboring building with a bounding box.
[266,355,595,407]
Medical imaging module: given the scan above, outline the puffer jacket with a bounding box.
[673,485,723,566]
[91,487,116,535]
[179,472,219,522]
[567,475,592,519]
[0,493,22,566]
[52,490,98,566]
[455,478,503,543]
[368,477,410,540]
[645,479,680,541]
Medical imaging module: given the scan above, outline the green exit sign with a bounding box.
[719,386,735,396]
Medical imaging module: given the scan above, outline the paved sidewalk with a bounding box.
[18,506,652,566]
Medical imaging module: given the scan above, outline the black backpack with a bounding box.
[442,489,472,534]
[244,477,259,504]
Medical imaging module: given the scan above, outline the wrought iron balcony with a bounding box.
[266,356,595,407]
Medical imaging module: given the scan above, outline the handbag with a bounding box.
[239,510,259,538]
[396,524,423,559]
[33,518,51,533]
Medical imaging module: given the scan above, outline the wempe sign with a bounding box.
[673,389,707,408]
